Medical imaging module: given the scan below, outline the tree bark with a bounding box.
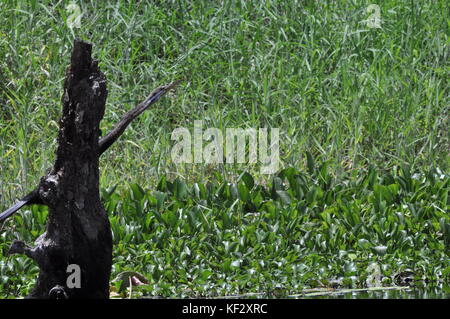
[10,39,111,298]
[2,39,180,299]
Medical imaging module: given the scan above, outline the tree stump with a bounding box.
[2,39,179,298]
[9,39,112,298]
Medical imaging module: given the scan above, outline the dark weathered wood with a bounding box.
[0,77,179,223]
[1,39,179,299]
[0,188,41,221]
[98,80,180,153]
[8,39,112,298]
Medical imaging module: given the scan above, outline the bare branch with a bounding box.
[0,189,41,221]
[0,80,181,222]
[8,240,35,259]
[99,79,181,154]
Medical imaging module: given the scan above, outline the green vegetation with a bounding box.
[2,166,449,298]
[0,1,448,298]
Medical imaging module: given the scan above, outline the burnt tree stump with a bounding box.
[1,39,179,299]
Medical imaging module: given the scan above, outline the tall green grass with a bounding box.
[0,0,448,201]
[0,0,448,298]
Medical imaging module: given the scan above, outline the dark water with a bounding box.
[305,286,450,299]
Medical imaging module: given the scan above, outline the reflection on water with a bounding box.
[306,286,450,299]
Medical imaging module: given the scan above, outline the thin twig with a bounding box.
[99,80,181,154]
